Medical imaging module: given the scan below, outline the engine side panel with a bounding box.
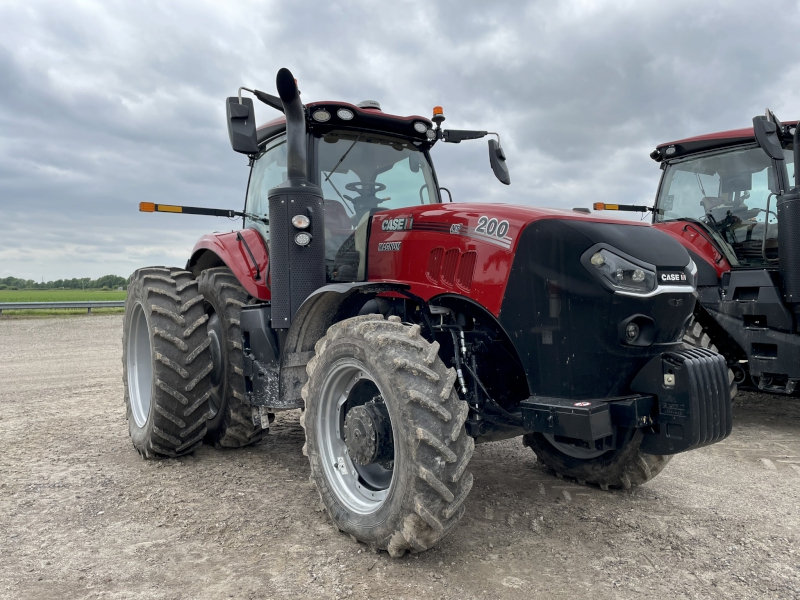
[188,229,271,301]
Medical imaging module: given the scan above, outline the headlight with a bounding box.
[588,249,657,294]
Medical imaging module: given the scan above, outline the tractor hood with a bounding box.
[368,202,696,399]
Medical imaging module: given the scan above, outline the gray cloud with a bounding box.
[1,0,798,279]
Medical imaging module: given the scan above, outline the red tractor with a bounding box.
[597,111,800,396]
[123,68,733,556]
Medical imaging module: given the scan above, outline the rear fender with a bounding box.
[186,229,271,300]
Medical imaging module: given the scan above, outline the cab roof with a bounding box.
[255,100,435,147]
[651,120,797,162]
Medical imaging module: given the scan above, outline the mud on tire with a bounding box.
[122,267,214,458]
[301,315,474,557]
[198,267,266,448]
[523,430,671,490]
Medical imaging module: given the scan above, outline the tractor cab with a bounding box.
[244,117,441,283]
[651,131,795,268]
[224,82,509,295]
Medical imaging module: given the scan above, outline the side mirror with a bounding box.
[488,139,510,185]
[753,115,789,193]
[226,97,259,155]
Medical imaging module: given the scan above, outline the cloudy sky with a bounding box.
[2,0,799,280]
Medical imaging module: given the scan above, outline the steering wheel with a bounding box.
[345,181,386,195]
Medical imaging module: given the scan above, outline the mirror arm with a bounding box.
[238,87,285,113]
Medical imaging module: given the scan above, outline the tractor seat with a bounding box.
[324,200,353,231]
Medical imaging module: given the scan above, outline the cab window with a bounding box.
[245,135,287,239]
[315,131,438,281]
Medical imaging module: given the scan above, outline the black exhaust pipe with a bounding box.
[267,68,326,329]
[276,68,309,184]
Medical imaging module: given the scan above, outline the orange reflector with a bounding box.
[139,202,155,212]
[157,204,183,213]
[593,202,618,210]
[433,106,444,116]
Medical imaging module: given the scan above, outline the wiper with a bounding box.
[324,133,362,182]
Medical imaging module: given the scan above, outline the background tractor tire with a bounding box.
[302,315,474,557]
[523,430,671,490]
[198,267,266,448]
[122,267,214,458]
[682,315,738,398]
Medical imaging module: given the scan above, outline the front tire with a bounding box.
[301,315,474,557]
[122,267,213,458]
[523,430,671,490]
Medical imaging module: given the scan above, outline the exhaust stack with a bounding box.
[267,68,326,329]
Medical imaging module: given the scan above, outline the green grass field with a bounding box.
[0,289,127,302]
[0,289,127,316]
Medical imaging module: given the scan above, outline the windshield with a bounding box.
[314,131,438,281]
[655,144,795,267]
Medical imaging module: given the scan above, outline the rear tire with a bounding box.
[122,267,213,458]
[682,315,738,398]
[198,267,267,448]
[523,430,671,490]
[302,315,474,557]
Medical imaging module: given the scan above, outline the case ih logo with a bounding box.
[382,217,413,231]
[660,272,687,283]
[378,242,402,252]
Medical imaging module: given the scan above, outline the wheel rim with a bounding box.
[316,358,395,515]
[127,302,153,428]
[206,312,224,419]
[544,433,607,459]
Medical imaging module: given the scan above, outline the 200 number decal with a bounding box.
[475,216,510,238]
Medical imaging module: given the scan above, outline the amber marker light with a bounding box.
[593,203,619,210]
[139,202,155,212]
[433,106,444,116]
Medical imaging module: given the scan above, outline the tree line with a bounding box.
[0,275,128,290]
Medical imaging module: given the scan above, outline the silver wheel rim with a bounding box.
[316,358,394,515]
[127,302,153,428]
[544,433,607,459]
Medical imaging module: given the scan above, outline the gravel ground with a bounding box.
[0,315,798,600]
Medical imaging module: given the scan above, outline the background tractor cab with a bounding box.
[597,110,800,395]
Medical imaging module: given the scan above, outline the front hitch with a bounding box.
[519,347,733,456]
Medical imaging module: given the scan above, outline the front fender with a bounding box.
[187,228,271,300]
[279,282,410,408]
